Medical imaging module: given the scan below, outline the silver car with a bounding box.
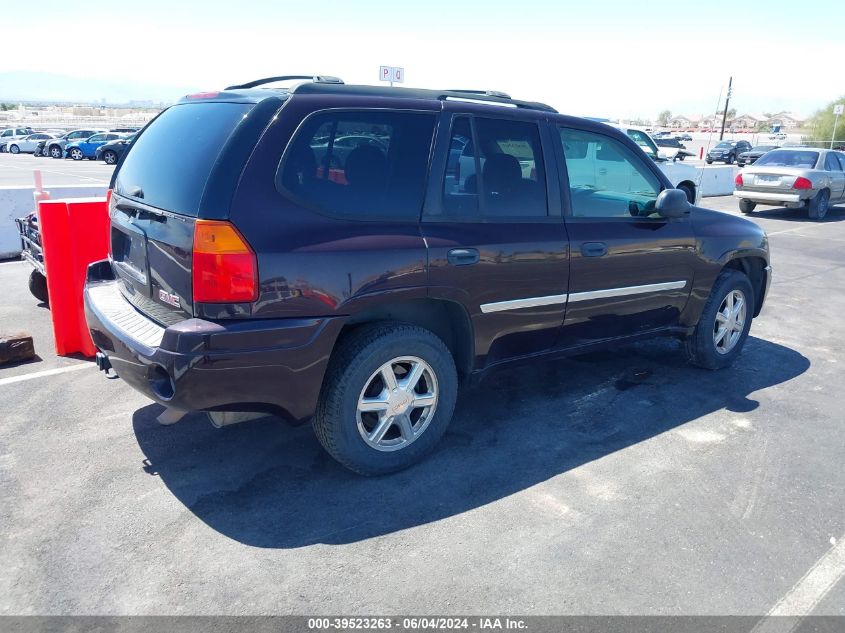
[734,148,845,220]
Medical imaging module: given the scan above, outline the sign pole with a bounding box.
[831,104,843,149]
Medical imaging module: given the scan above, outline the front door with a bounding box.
[422,111,570,368]
[553,125,697,347]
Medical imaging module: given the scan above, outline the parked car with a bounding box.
[769,132,787,141]
[0,126,34,152]
[655,137,695,161]
[736,145,779,167]
[65,132,126,160]
[83,76,771,475]
[109,126,141,133]
[734,147,845,220]
[14,212,48,304]
[45,129,102,159]
[676,133,693,141]
[95,133,136,164]
[607,124,700,202]
[7,132,59,154]
[706,140,752,164]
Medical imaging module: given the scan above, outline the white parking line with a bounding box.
[751,535,845,633]
[0,363,90,387]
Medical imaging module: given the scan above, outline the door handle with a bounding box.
[447,248,480,266]
[580,242,607,257]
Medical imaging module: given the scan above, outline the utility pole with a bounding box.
[719,76,732,140]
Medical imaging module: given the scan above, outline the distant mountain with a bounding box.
[0,71,201,105]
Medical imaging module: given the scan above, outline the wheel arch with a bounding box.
[723,255,767,317]
[340,298,474,382]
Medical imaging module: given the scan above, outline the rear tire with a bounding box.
[103,150,118,165]
[739,199,756,214]
[678,183,695,204]
[684,269,753,370]
[49,145,62,159]
[314,323,458,476]
[808,189,830,220]
[69,148,83,161]
[28,270,49,304]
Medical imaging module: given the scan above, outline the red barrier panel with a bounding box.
[39,197,110,357]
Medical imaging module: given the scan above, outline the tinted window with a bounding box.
[442,117,477,216]
[824,153,841,171]
[755,150,819,168]
[441,117,546,218]
[836,153,845,171]
[278,110,435,220]
[625,129,658,159]
[68,131,90,140]
[559,127,662,218]
[88,134,106,142]
[116,102,252,216]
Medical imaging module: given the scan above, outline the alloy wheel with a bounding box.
[356,356,439,452]
[713,289,746,354]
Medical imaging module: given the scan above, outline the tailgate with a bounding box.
[110,194,195,325]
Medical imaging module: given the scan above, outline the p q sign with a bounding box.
[834,104,844,115]
[379,66,404,84]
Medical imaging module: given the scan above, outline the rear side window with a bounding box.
[824,153,841,171]
[441,116,547,218]
[115,102,252,216]
[278,110,436,220]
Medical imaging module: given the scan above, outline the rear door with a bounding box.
[554,124,696,346]
[111,100,270,325]
[421,109,569,367]
[824,152,845,201]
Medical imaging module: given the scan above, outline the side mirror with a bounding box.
[655,188,691,218]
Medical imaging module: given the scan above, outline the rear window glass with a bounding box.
[115,102,251,216]
[754,150,819,169]
[278,110,436,220]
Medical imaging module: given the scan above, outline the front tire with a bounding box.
[49,145,62,159]
[808,189,830,220]
[739,199,756,214]
[314,323,458,475]
[678,183,695,204]
[684,269,753,370]
[28,270,49,304]
[9,144,20,154]
[69,148,83,161]
[103,150,118,165]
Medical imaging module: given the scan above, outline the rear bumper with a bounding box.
[83,259,343,423]
[733,190,807,206]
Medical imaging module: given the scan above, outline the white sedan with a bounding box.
[9,133,58,154]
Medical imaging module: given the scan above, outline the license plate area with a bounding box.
[111,222,149,289]
[756,175,781,186]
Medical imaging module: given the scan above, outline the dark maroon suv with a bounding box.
[84,75,771,474]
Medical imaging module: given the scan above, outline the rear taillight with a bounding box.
[793,177,812,190]
[192,220,258,303]
[735,173,743,186]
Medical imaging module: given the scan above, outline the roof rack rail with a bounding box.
[225,75,344,90]
[447,89,512,99]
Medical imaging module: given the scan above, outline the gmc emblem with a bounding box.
[158,289,181,308]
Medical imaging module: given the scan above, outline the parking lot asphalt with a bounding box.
[0,152,113,187]
[1,195,844,616]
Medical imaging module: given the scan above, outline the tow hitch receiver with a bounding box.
[95,352,112,374]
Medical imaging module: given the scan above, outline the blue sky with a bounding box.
[2,0,843,118]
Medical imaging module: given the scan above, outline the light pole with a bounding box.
[719,76,733,141]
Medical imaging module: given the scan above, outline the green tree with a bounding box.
[805,96,845,146]
[657,110,672,126]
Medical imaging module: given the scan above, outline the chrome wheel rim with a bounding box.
[356,356,438,452]
[105,152,116,164]
[70,149,81,159]
[50,147,60,158]
[713,289,746,354]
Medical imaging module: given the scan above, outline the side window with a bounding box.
[824,153,841,171]
[278,110,435,220]
[559,127,662,219]
[441,116,547,218]
[835,153,845,171]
